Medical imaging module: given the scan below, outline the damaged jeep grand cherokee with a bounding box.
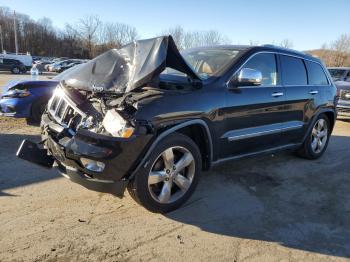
[17,36,337,213]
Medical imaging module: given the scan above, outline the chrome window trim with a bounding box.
[226,51,332,88]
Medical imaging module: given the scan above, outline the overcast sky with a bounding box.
[1,0,349,50]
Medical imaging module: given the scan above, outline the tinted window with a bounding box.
[280,55,307,85]
[305,61,328,85]
[3,59,12,64]
[328,69,346,81]
[243,53,277,86]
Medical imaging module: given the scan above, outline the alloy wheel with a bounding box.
[147,146,195,204]
[311,118,328,154]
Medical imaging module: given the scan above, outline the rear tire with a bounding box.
[297,114,331,159]
[127,132,202,213]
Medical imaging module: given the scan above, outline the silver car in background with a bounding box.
[329,67,350,118]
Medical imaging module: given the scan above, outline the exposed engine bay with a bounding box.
[47,85,164,138]
[46,35,201,139]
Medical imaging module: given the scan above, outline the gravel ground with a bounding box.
[0,73,349,262]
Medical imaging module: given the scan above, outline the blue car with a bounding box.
[0,79,59,124]
[0,65,83,124]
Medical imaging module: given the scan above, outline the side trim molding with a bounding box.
[222,121,304,141]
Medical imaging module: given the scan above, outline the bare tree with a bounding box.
[249,40,259,46]
[162,26,185,49]
[76,15,101,58]
[331,34,350,67]
[279,39,293,48]
[163,26,230,49]
[98,22,138,49]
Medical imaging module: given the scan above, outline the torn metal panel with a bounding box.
[61,36,200,94]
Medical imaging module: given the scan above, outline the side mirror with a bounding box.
[228,68,262,88]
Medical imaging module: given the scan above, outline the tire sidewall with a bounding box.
[304,114,331,159]
[130,133,202,213]
[11,67,20,74]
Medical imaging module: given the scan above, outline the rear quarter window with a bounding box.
[305,61,329,85]
[280,55,307,85]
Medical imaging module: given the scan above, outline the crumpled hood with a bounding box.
[61,36,200,93]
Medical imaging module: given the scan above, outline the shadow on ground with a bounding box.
[0,133,59,196]
[167,135,350,258]
[1,131,349,258]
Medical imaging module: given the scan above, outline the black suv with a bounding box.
[17,36,337,213]
[0,58,26,74]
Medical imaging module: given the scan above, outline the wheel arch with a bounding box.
[302,108,336,143]
[129,119,213,180]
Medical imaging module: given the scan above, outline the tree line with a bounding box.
[0,6,349,66]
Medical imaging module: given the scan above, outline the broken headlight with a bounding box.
[3,89,31,98]
[102,109,134,138]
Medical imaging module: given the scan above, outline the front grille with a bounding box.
[48,88,86,131]
[340,90,350,100]
[338,107,350,114]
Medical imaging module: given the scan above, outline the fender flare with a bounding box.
[128,119,213,180]
[302,108,336,144]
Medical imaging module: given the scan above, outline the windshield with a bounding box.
[163,49,240,80]
[328,69,346,81]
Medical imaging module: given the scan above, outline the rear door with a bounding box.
[279,55,318,144]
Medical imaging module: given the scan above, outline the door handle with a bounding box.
[272,92,284,97]
[309,90,319,95]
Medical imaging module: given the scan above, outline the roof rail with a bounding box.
[261,44,306,55]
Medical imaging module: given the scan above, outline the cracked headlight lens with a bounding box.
[102,109,134,138]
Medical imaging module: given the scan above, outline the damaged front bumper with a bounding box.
[16,114,153,197]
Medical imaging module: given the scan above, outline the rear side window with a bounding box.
[280,55,307,85]
[305,61,328,85]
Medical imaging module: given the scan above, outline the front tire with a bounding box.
[127,133,202,213]
[297,114,331,159]
[11,67,20,74]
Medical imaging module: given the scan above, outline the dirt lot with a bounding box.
[0,73,349,262]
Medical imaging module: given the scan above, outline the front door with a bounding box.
[220,52,290,159]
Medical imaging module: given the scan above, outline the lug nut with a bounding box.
[166,169,170,174]
[172,166,176,171]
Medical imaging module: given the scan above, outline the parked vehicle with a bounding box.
[47,59,80,72]
[17,36,337,213]
[0,66,81,124]
[57,60,84,73]
[334,80,350,118]
[0,79,58,124]
[328,67,350,81]
[0,52,33,70]
[35,60,53,73]
[0,58,27,74]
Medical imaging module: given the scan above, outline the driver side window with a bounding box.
[243,53,278,86]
